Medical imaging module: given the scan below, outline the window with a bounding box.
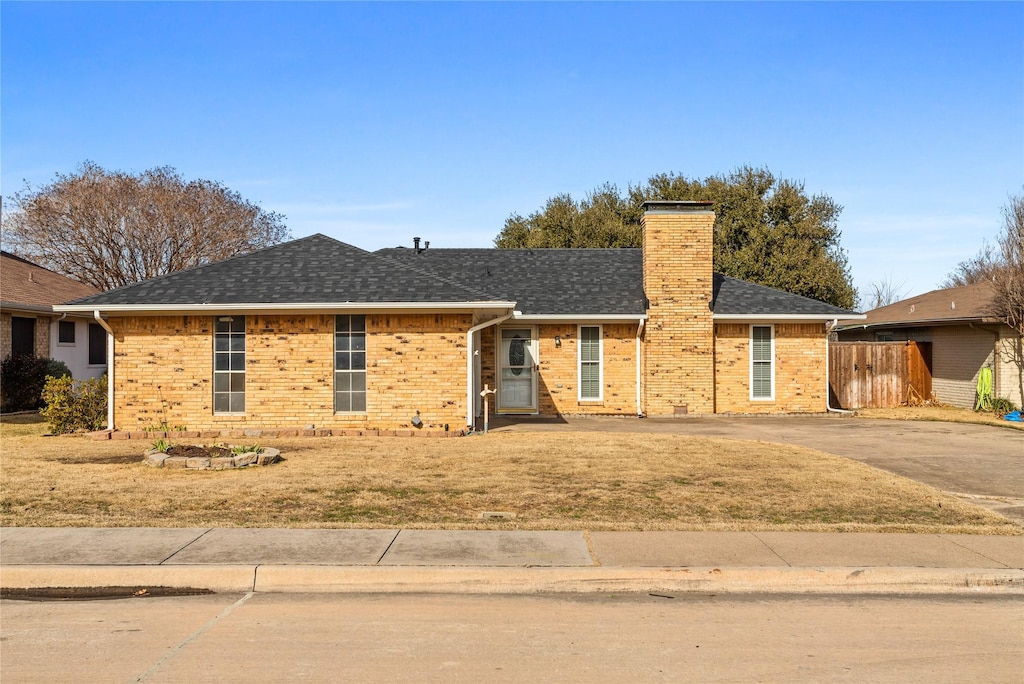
[88,323,106,365]
[335,315,367,412]
[875,332,895,342]
[11,317,35,356]
[750,325,774,400]
[58,320,76,345]
[213,316,245,413]
[578,325,602,401]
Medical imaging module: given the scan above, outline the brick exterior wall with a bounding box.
[477,324,640,418]
[0,312,51,359]
[641,206,715,415]
[714,323,828,413]
[0,313,11,359]
[996,327,1023,408]
[109,313,469,431]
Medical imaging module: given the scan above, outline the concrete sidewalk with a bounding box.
[2,527,1021,596]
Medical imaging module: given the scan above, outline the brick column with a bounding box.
[641,201,715,415]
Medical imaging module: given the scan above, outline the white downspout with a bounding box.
[93,311,115,430]
[826,318,853,414]
[635,318,645,417]
[466,310,515,431]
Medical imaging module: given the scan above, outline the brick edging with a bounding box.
[86,428,466,441]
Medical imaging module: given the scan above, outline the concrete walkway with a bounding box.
[2,527,1021,596]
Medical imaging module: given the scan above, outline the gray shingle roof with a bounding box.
[376,247,646,315]
[712,274,857,317]
[67,235,497,306]
[65,234,859,318]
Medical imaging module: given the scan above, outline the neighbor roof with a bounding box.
[0,251,99,311]
[836,281,998,330]
[61,234,860,319]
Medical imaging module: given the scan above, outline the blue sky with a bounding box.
[3,1,1022,304]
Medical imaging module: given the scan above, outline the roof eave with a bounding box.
[55,301,518,316]
[512,313,648,323]
[0,301,55,315]
[713,313,864,322]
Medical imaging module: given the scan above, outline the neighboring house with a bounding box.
[836,282,1023,409]
[55,202,860,431]
[1,251,106,379]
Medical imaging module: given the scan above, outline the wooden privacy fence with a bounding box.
[829,341,932,409]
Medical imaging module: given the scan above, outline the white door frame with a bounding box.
[496,326,539,413]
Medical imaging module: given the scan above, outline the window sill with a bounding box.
[577,400,604,406]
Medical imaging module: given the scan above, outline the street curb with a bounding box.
[3,565,1022,596]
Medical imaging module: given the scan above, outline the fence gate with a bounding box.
[829,341,932,409]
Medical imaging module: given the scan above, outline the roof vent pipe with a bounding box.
[413,237,429,255]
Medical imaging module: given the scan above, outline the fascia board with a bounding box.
[513,314,648,323]
[55,301,517,316]
[714,313,865,322]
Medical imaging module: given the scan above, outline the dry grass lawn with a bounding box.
[0,414,1016,533]
[856,405,1024,431]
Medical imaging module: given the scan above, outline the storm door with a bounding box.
[497,327,537,412]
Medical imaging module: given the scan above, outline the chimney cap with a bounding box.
[641,200,714,213]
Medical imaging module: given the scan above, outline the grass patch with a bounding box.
[856,405,1024,431]
[0,418,1017,533]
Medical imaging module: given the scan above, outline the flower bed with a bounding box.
[144,445,281,470]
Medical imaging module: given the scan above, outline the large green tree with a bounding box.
[2,161,290,290]
[495,167,857,309]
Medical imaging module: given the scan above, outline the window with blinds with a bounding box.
[578,325,602,401]
[751,325,774,400]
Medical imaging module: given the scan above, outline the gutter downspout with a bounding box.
[826,318,853,414]
[635,318,645,417]
[466,310,515,431]
[93,311,115,431]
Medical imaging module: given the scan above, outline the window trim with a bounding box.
[749,324,775,402]
[57,320,76,346]
[577,324,603,402]
[334,314,368,415]
[212,316,246,415]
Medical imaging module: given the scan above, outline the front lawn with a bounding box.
[0,416,1016,533]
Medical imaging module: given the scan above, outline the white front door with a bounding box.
[498,327,537,412]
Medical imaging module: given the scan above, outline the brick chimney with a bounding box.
[641,201,716,415]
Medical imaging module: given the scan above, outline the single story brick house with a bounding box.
[1,250,106,379]
[836,282,1023,409]
[56,202,860,431]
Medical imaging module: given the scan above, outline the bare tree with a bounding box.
[992,193,1024,336]
[863,275,910,311]
[941,240,1002,288]
[1,162,290,290]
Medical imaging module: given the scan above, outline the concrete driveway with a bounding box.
[492,415,1024,524]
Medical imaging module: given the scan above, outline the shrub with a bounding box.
[40,375,108,434]
[151,438,172,453]
[231,443,264,455]
[1,355,71,412]
[990,397,1019,416]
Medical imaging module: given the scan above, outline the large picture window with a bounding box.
[750,325,774,400]
[213,316,245,413]
[335,315,367,413]
[578,325,602,401]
